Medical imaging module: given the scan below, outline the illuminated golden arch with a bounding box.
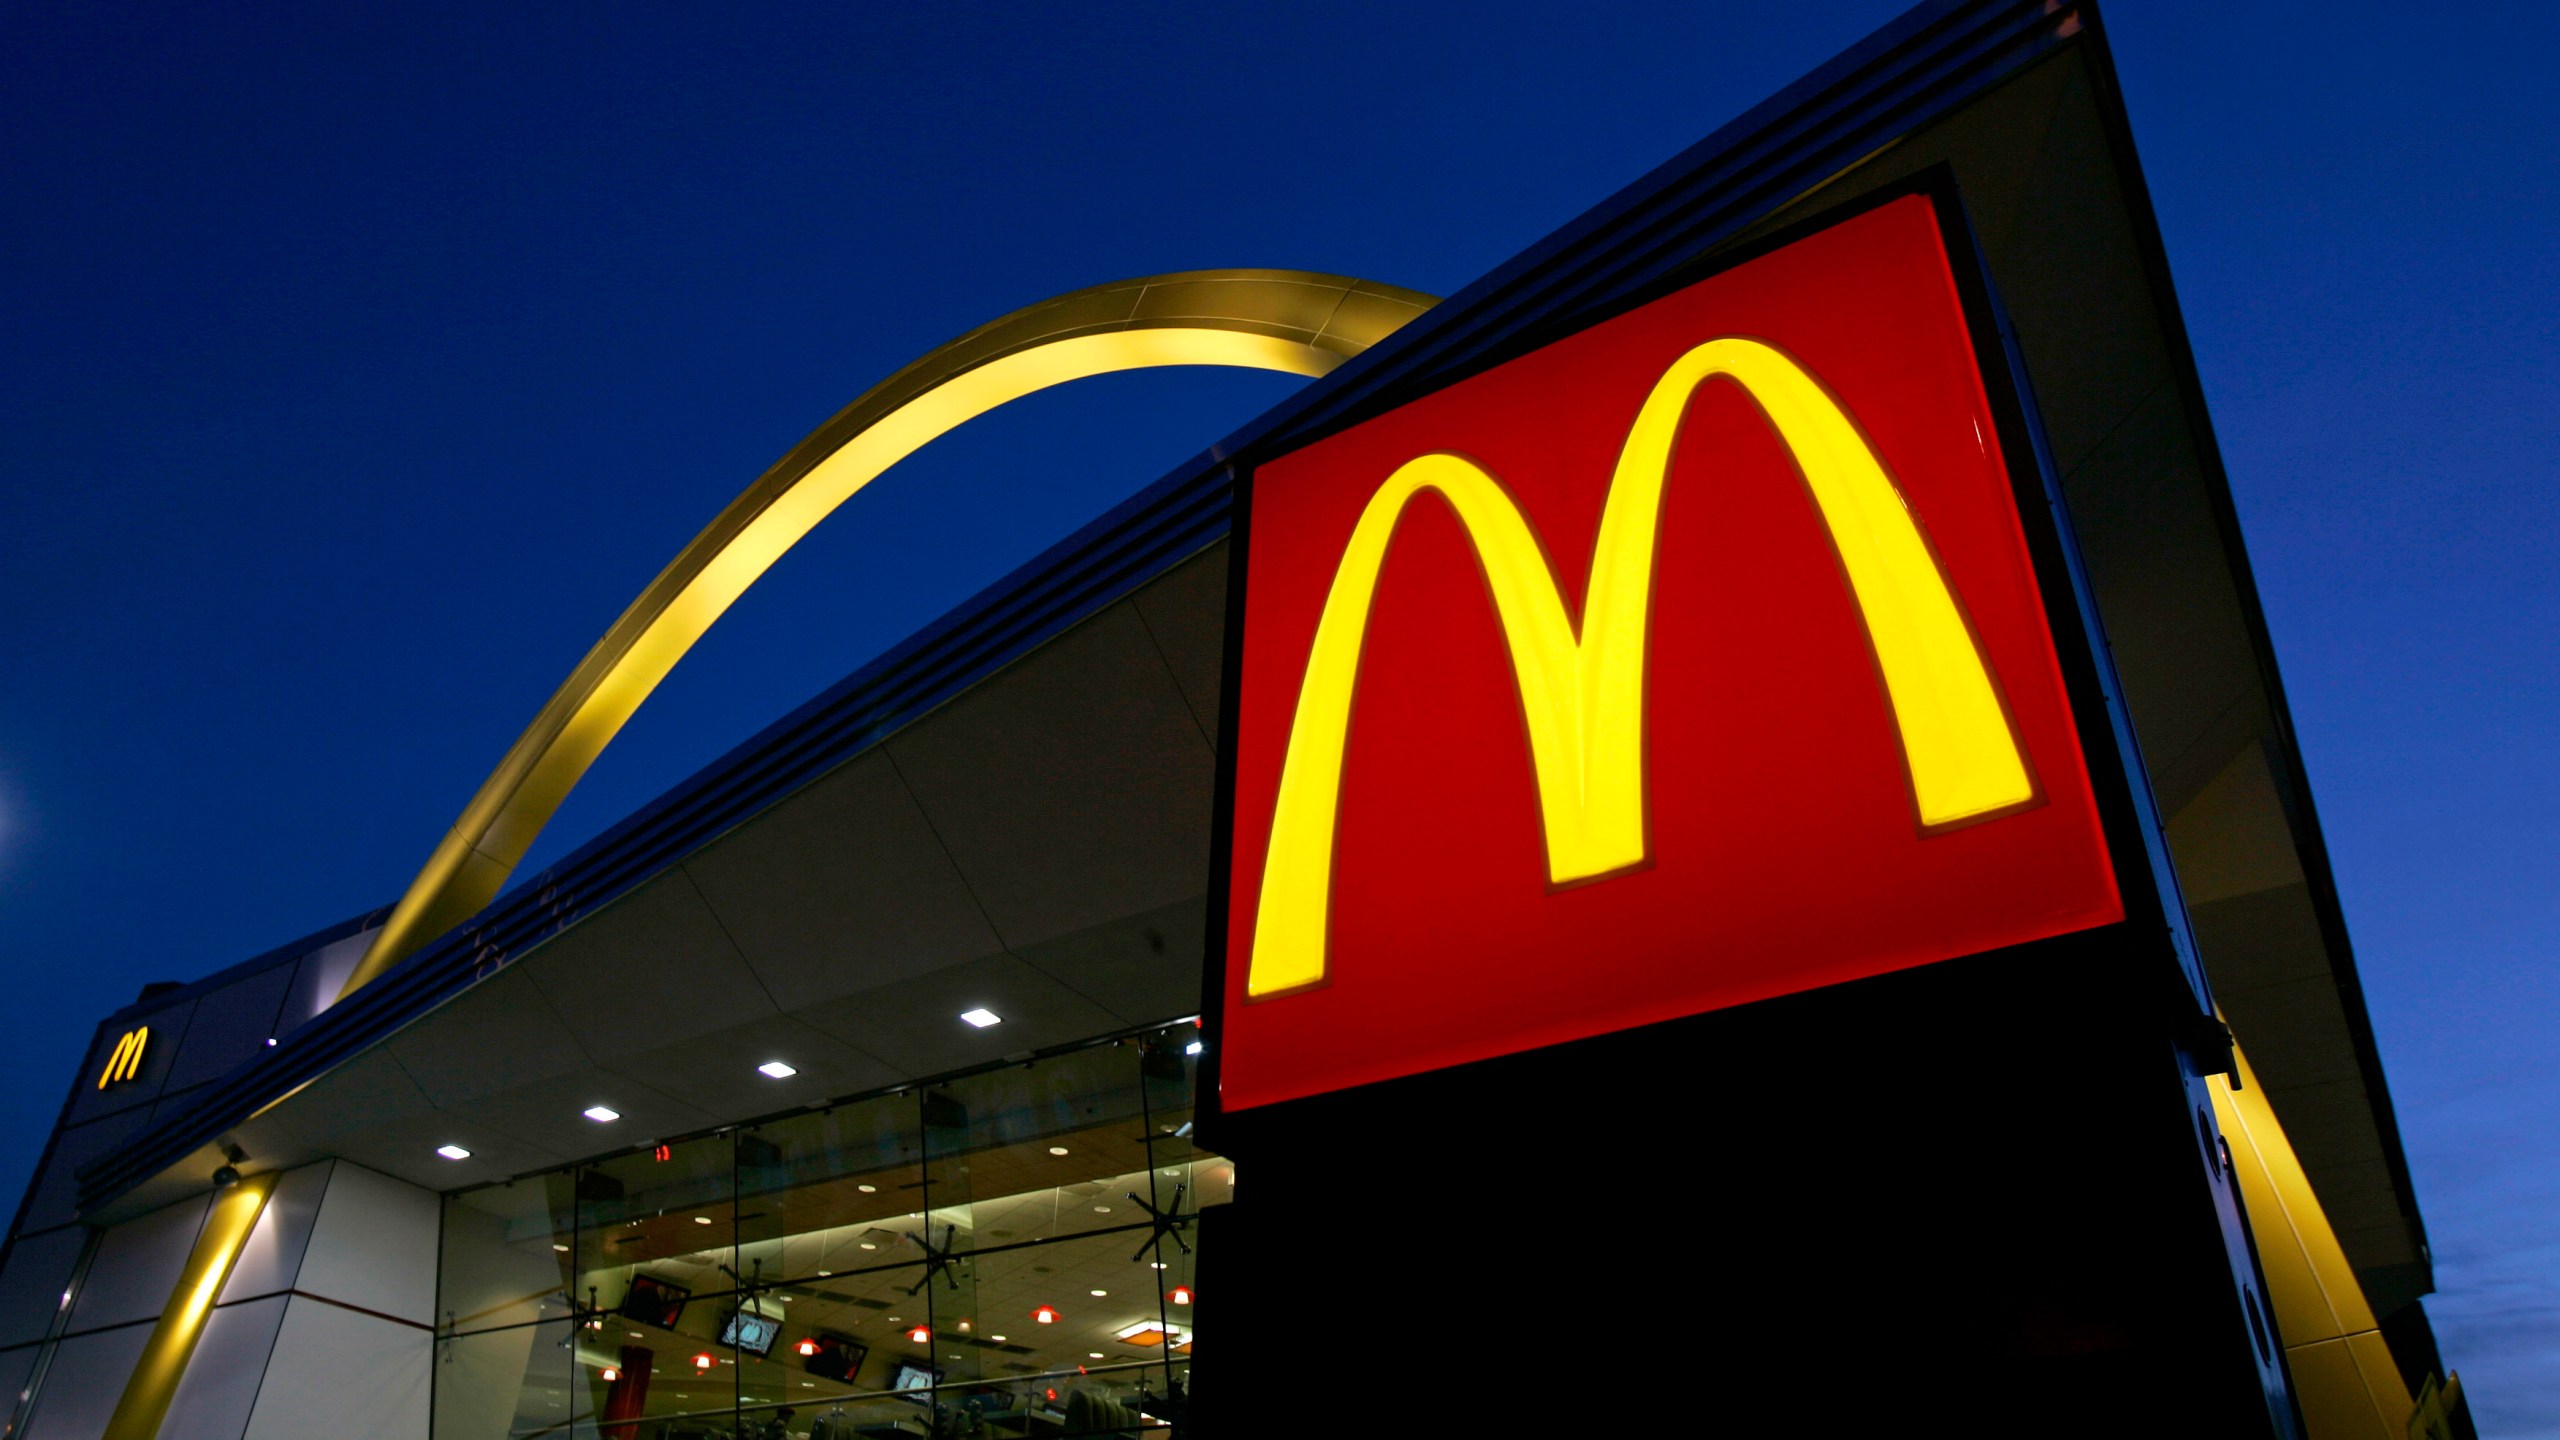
[1245,337,2035,999]
[337,270,1438,1000]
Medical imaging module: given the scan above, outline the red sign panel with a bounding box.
[1217,194,2123,1111]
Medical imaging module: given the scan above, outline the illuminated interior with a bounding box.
[433,1024,1211,1436]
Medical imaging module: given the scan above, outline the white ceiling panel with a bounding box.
[284,1046,438,1139]
[441,1069,723,1159]
[516,870,782,1063]
[597,1014,902,1117]
[387,968,594,1108]
[682,753,1005,1011]
[298,1106,569,1196]
[1129,546,1229,744]
[794,954,1124,1079]
[887,604,1215,952]
[1010,899,1204,1028]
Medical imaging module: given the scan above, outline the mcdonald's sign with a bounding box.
[1216,193,2126,1110]
[98,1026,149,1089]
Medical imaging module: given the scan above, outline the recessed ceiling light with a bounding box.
[583,1106,621,1123]
[1093,1205,1111,1214]
[990,1335,1007,1343]
[554,1244,570,1253]
[1185,1040,1203,1056]
[857,1183,877,1193]
[959,1007,1002,1029]
[693,1216,713,1226]
[1089,1351,1106,1359]
[1089,1289,1108,1297]
[757,1060,798,1079]
[435,1144,472,1161]
[1047,1146,1070,1157]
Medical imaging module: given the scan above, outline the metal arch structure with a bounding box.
[335,269,1438,1002]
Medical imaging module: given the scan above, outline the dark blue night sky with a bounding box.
[4,2,2553,1426]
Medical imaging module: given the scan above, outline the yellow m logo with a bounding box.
[98,1026,149,1089]
[1246,337,2037,998]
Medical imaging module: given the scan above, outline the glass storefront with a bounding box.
[434,1021,1216,1438]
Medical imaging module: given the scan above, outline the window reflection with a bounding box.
[433,1023,1210,1437]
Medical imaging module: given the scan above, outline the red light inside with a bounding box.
[796,1338,819,1357]
[907,1324,932,1344]
[653,1144,672,1163]
[692,1352,714,1371]
[1033,1305,1059,1324]
[1168,1286,1193,1306]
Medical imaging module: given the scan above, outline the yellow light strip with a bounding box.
[2209,1041,2416,1436]
[100,1172,277,1440]
[1247,337,2031,998]
[336,271,1436,1002]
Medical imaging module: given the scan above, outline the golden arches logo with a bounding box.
[324,270,1438,1002]
[98,1026,149,1089]
[1245,337,2036,998]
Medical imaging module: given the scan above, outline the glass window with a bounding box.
[439,1176,576,1337]
[434,1028,1217,1436]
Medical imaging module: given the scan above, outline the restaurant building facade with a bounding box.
[0,4,2474,1436]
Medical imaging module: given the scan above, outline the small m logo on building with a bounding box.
[97,1026,148,1089]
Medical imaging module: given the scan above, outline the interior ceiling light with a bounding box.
[1168,1286,1193,1305]
[1089,1289,1108,1297]
[1033,1305,1059,1324]
[1115,1320,1190,1348]
[959,1008,1003,1029]
[693,1353,714,1371]
[857,1183,877,1193]
[1047,1146,1070,1157]
[693,1216,713,1226]
[1185,1040,1204,1056]
[758,1060,798,1079]
[600,1366,620,1383]
[796,1339,819,1357]
[583,1106,621,1123]
[907,1324,932,1344]
[990,1335,1007,1343]
[435,1145,471,1161]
